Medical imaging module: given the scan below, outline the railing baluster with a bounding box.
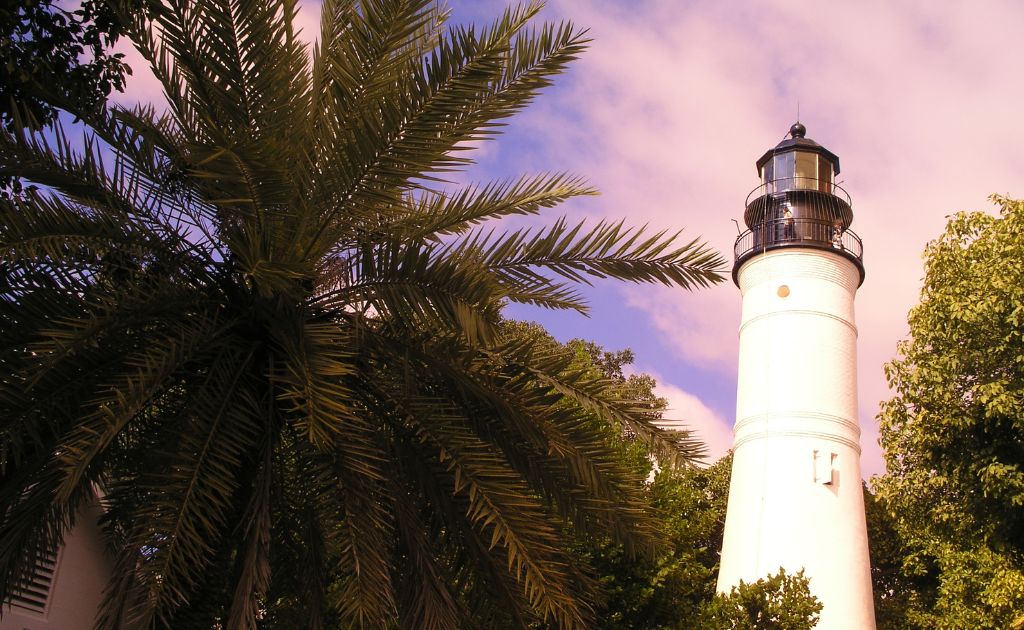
[734,217,862,262]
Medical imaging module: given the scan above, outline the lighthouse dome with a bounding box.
[755,122,841,181]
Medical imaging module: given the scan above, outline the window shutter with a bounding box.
[6,547,59,614]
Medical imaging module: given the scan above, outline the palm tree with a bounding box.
[0,0,725,627]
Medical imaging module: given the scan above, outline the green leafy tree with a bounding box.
[699,569,822,630]
[582,457,731,630]
[1,0,145,130]
[874,195,1024,628]
[2,0,151,195]
[0,1,725,628]
[863,484,920,628]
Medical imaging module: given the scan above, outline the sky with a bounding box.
[112,0,1024,477]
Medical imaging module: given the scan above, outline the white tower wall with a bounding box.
[717,249,875,629]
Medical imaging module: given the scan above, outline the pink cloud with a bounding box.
[109,38,164,107]
[622,284,738,370]
[521,0,1024,476]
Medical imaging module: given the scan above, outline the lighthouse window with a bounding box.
[772,153,794,191]
[794,152,817,190]
[817,155,833,192]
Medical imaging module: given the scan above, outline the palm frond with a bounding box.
[390,476,465,630]
[115,346,261,626]
[305,2,586,256]
[320,430,398,628]
[52,312,225,502]
[502,342,707,468]
[389,173,597,241]
[273,318,359,450]
[0,453,96,609]
[466,217,726,291]
[363,325,663,552]
[389,390,591,627]
[227,427,274,630]
[313,0,440,132]
[318,239,504,345]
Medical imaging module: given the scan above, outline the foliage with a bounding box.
[699,569,821,630]
[513,330,819,630]
[0,0,143,130]
[873,195,1024,628]
[582,457,732,630]
[533,328,724,629]
[1,0,149,195]
[0,0,726,628]
[863,484,919,628]
[569,341,665,440]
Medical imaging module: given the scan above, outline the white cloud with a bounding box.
[627,366,734,464]
[622,283,738,370]
[657,380,735,466]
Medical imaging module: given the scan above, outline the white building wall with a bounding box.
[717,249,875,629]
[1,500,113,630]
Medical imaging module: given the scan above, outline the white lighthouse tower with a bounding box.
[716,123,875,628]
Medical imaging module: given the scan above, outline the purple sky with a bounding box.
[113,1,1024,477]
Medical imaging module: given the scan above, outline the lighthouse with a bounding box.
[716,123,875,628]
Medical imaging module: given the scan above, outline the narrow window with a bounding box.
[814,450,836,485]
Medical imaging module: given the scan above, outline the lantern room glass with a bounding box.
[817,155,833,192]
[764,150,835,192]
[772,153,794,191]
[795,152,816,189]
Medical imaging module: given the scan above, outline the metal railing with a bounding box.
[734,217,863,262]
[745,177,852,208]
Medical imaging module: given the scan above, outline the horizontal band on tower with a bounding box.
[739,308,858,337]
[737,249,861,291]
[732,426,862,453]
[734,409,861,437]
